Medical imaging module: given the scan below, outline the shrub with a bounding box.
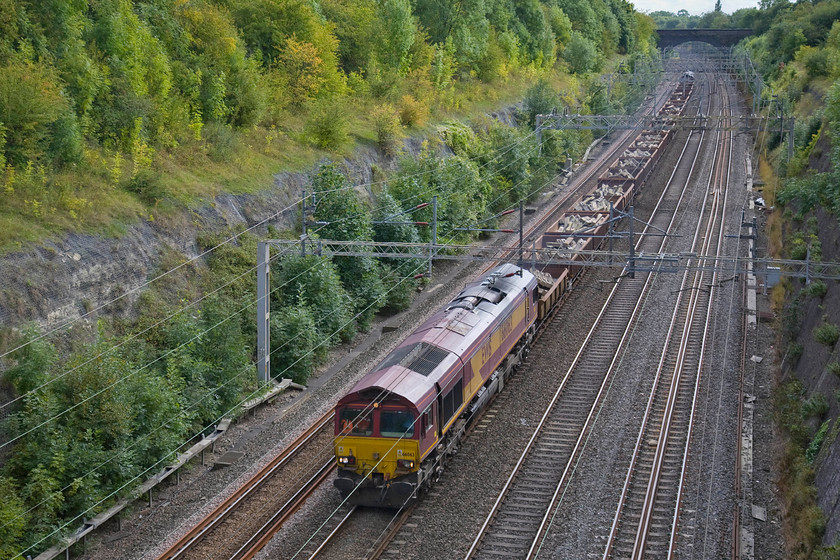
[270,306,319,385]
[126,169,167,204]
[802,392,829,419]
[805,280,827,298]
[0,477,27,559]
[829,362,840,377]
[806,420,830,464]
[371,103,403,156]
[814,322,839,346]
[204,123,241,162]
[398,95,428,127]
[564,32,598,75]
[305,97,350,152]
[523,79,558,127]
[0,61,68,166]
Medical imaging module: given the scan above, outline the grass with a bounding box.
[0,64,575,255]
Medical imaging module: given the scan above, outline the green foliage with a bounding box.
[376,0,417,75]
[0,61,69,166]
[546,6,573,50]
[523,79,559,127]
[828,361,840,377]
[305,97,350,151]
[269,306,319,384]
[806,419,830,463]
[0,477,27,559]
[565,32,599,75]
[278,36,326,104]
[311,165,385,330]
[398,95,429,127]
[511,0,555,67]
[311,164,374,242]
[805,280,827,298]
[372,104,405,156]
[0,121,5,169]
[320,0,377,73]
[273,254,356,345]
[2,325,56,394]
[204,122,242,163]
[813,322,839,346]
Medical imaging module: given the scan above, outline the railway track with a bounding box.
[464,77,711,560]
[602,72,735,559]
[155,78,696,560]
[157,412,336,560]
[296,505,412,559]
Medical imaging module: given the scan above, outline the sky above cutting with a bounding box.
[631,0,759,15]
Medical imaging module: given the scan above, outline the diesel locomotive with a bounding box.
[334,263,538,507]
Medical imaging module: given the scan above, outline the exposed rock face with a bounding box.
[780,205,840,545]
[0,184,298,331]
[0,108,524,332]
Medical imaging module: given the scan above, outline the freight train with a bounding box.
[332,79,694,508]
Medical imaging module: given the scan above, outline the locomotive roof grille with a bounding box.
[447,285,505,310]
[375,342,450,377]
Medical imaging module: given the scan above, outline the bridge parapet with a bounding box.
[656,28,753,49]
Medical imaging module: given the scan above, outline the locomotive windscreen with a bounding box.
[339,408,373,436]
[380,409,415,437]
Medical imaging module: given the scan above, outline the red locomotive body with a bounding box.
[334,263,537,507]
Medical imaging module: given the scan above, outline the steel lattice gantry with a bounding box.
[254,236,838,381]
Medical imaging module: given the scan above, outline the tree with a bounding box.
[269,306,319,384]
[376,0,417,75]
[0,477,27,559]
[310,164,385,330]
[319,0,378,73]
[512,0,555,67]
[278,36,325,103]
[523,79,559,127]
[564,32,598,74]
[0,61,69,165]
[546,6,573,51]
[273,254,356,346]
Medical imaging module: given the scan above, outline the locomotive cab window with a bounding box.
[339,408,373,436]
[423,409,434,435]
[380,409,415,438]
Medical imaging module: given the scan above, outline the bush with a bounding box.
[371,103,404,156]
[564,32,598,74]
[803,392,829,419]
[126,169,167,204]
[204,123,241,162]
[805,280,827,298]
[305,97,350,151]
[814,322,839,346]
[0,61,68,166]
[829,362,840,377]
[270,306,319,385]
[523,79,558,127]
[398,95,428,127]
[806,420,830,464]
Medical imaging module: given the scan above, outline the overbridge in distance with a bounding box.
[656,28,753,49]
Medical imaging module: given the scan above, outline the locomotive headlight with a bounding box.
[338,455,356,466]
[397,459,415,469]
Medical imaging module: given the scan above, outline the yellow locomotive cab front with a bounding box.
[334,403,422,507]
[335,436,419,480]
